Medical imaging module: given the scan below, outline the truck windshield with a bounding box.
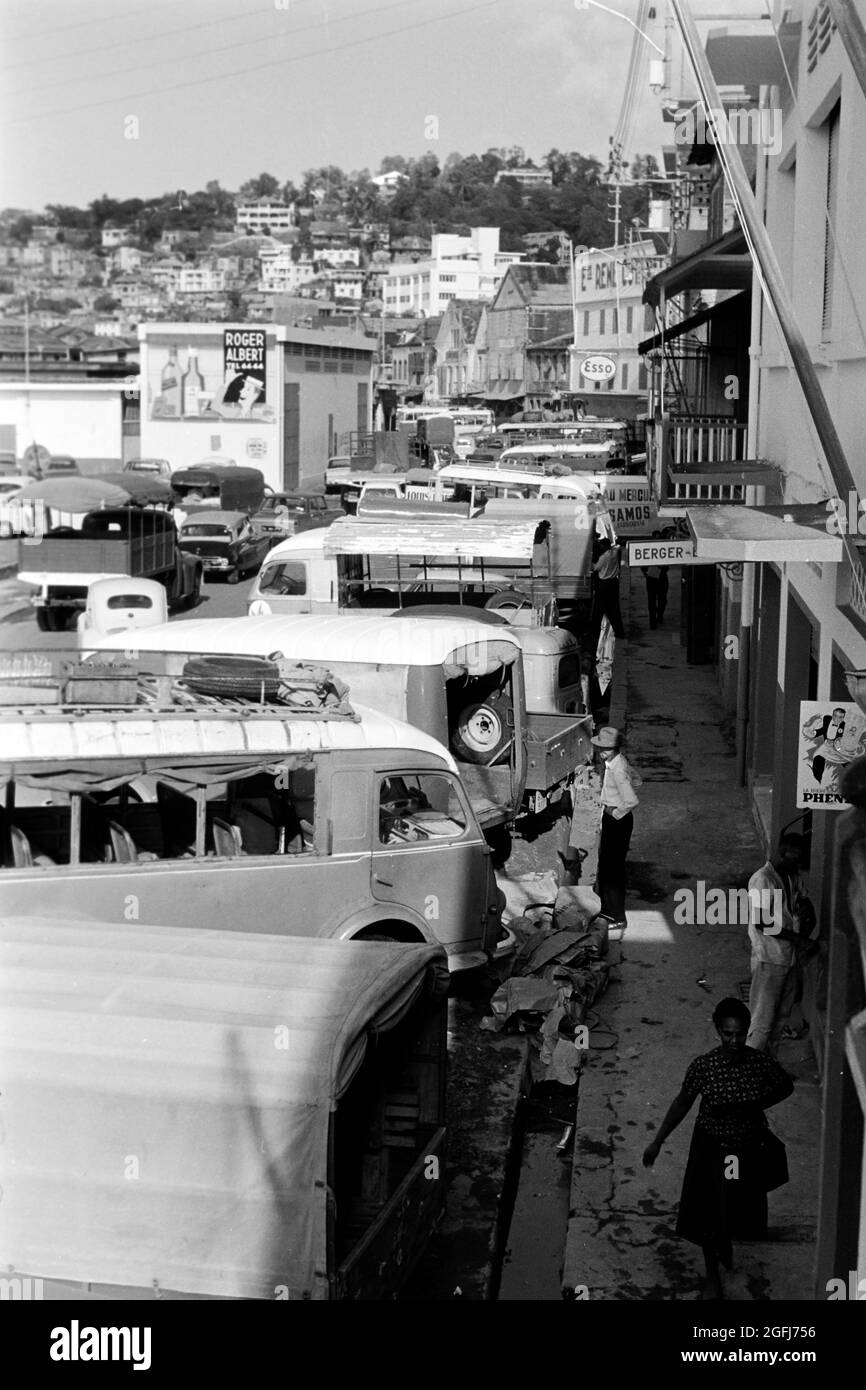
[259,561,307,595]
[183,524,230,538]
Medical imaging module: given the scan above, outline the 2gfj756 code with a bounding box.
[693,1326,816,1340]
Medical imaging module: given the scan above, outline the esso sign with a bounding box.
[580,355,617,381]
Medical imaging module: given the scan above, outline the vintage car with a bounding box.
[124,457,173,478]
[43,454,81,477]
[177,509,272,583]
[251,491,339,540]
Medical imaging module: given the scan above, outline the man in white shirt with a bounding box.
[592,726,641,928]
[746,834,808,1053]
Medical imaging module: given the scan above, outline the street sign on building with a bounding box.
[627,539,711,565]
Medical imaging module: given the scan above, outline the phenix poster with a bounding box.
[797,701,866,808]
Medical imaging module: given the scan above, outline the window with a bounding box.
[626,306,633,335]
[638,362,648,390]
[621,362,629,391]
[611,309,618,335]
[583,311,590,336]
[599,309,606,335]
[822,100,840,337]
[258,560,307,595]
[377,773,467,845]
[558,654,581,689]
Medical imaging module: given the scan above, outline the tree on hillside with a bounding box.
[238,173,281,200]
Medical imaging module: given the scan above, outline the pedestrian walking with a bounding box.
[641,563,669,629]
[592,726,640,928]
[589,538,625,649]
[746,833,815,1053]
[642,997,794,1300]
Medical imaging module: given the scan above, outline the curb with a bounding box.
[402,1031,532,1301]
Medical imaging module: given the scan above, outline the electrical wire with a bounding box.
[1,0,502,127]
[1,0,307,71]
[7,0,427,98]
[2,0,180,43]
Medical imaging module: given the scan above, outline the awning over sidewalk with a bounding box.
[639,290,749,355]
[643,229,751,308]
[687,504,845,562]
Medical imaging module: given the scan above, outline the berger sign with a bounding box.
[628,540,708,565]
[580,354,616,382]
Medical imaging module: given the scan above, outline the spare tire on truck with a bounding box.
[181,655,282,701]
[450,691,511,765]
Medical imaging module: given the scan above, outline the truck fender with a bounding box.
[332,905,435,945]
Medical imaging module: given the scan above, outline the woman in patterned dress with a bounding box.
[642,998,794,1299]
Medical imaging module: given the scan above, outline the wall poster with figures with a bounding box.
[149,332,275,423]
[797,701,866,808]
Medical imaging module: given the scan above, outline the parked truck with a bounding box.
[89,612,592,854]
[17,506,202,631]
[0,920,449,1300]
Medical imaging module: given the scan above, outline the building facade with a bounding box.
[383,228,522,316]
[137,321,374,489]
[570,241,668,414]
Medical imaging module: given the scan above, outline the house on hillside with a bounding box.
[482,263,573,412]
[434,299,485,399]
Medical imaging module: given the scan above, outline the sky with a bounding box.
[0,0,767,212]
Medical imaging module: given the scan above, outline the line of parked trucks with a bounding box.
[3,434,627,1300]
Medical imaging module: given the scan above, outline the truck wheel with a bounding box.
[37,607,70,632]
[185,566,202,609]
[451,699,510,764]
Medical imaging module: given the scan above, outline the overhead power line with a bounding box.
[7,0,427,98]
[1,0,502,127]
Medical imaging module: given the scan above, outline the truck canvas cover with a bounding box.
[323,516,547,560]
[0,919,443,1301]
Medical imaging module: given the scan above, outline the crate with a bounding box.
[60,662,139,706]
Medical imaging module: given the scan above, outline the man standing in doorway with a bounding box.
[746,834,811,1053]
[592,726,641,929]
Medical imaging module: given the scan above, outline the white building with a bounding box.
[383,228,522,316]
[235,198,295,233]
[176,267,227,295]
[317,245,361,268]
[371,170,407,198]
[111,245,143,274]
[330,269,365,302]
[258,248,316,294]
[569,240,668,404]
[101,226,127,249]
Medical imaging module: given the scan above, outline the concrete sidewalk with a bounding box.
[562,568,821,1302]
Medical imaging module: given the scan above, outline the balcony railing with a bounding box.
[646,415,781,509]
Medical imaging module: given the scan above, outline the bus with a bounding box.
[0,655,505,974]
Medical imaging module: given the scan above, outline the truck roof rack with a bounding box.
[0,652,359,722]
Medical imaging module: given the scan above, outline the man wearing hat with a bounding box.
[591,726,641,928]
